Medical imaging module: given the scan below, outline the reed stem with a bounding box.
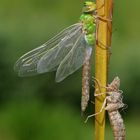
[95,0,113,140]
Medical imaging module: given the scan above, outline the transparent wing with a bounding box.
[14,23,82,76]
[37,25,82,73]
[55,34,93,82]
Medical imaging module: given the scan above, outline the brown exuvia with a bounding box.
[85,77,126,140]
[106,77,125,140]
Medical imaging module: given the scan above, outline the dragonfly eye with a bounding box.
[84,2,86,6]
[83,1,96,13]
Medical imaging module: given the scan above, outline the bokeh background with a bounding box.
[0,0,140,139]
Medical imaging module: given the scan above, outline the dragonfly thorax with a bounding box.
[80,13,96,45]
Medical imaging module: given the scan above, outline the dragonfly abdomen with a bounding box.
[81,47,92,112]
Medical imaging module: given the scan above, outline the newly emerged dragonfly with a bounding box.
[14,1,103,112]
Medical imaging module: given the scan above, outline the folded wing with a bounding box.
[37,24,82,73]
[55,34,92,82]
[14,23,82,76]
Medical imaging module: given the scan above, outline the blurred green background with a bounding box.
[0,0,140,139]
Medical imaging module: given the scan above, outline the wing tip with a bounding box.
[55,72,64,83]
[55,77,63,83]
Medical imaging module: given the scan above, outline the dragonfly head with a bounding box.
[83,1,96,13]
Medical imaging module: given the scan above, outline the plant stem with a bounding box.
[95,0,113,140]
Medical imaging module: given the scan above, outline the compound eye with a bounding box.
[84,2,86,6]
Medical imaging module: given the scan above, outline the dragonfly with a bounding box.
[14,1,105,112]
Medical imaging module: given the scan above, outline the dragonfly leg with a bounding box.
[95,0,112,20]
[92,77,122,96]
[91,101,95,104]
[96,15,112,22]
[93,77,121,92]
[95,0,113,51]
[95,0,113,30]
[96,15,113,37]
[120,103,128,112]
[85,98,107,123]
[99,17,112,40]
[95,0,105,16]
[92,77,108,91]
[95,19,112,55]
[94,92,108,97]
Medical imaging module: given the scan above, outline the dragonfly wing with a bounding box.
[37,25,82,73]
[14,23,82,76]
[55,34,93,82]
